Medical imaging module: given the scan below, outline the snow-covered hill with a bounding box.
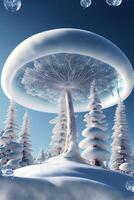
[0,156,134,200]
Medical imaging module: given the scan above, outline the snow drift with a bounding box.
[0,156,134,200]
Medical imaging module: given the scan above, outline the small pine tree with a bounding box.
[20,112,33,167]
[47,95,67,158]
[36,149,46,164]
[0,101,22,169]
[79,82,110,166]
[111,101,132,171]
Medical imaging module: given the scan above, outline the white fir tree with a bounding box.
[119,162,134,175]
[20,112,33,167]
[0,130,6,167]
[0,101,23,169]
[79,82,110,166]
[47,95,67,158]
[36,149,46,164]
[111,101,132,171]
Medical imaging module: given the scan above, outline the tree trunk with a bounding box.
[65,89,77,144]
[63,89,80,159]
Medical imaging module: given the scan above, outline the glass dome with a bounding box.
[1,28,134,112]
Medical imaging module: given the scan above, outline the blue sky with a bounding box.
[0,0,134,156]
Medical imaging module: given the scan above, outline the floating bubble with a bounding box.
[2,167,14,179]
[106,0,122,7]
[80,0,92,8]
[126,180,134,192]
[3,0,21,12]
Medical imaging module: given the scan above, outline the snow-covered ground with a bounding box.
[0,156,134,200]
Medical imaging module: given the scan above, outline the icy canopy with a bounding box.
[1,28,134,112]
[19,53,120,107]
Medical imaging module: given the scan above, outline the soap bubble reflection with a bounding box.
[126,180,134,192]
[80,0,92,8]
[1,167,14,179]
[106,0,122,7]
[3,0,21,12]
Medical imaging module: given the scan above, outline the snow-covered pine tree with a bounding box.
[36,149,46,164]
[119,162,134,175]
[20,112,33,167]
[79,82,110,166]
[111,101,132,171]
[0,169,2,176]
[0,130,5,168]
[0,101,23,169]
[47,95,67,158]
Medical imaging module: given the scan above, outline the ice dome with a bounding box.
[1,28,134,113]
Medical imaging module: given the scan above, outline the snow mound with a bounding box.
[0,156,134,200]
[120,162,134,172]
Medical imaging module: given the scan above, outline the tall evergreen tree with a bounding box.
[111,101,132,171]
[0,101,22,169]
[79,82,110,166]
[36,149,46,164]
[47,95,67,158]
[0,130,6,167]
[20,112,33,167]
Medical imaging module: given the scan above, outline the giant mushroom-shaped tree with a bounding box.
[1,28,134,161]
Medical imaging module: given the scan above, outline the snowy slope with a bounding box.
[0,155,134,200]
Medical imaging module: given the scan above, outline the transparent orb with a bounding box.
[106,0,122,7]
[126,180,134,192]
[3,0,21,12]
[1,167,14,179]
[80,0,92,8]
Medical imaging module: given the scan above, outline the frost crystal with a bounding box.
[19,53,120,105]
